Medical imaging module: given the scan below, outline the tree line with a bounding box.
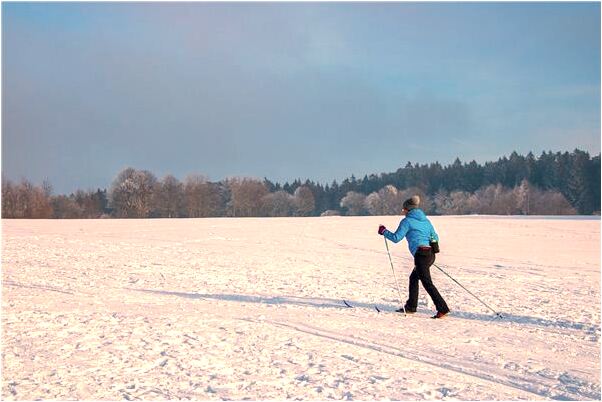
[2,149,599,218]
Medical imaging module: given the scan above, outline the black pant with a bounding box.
[405,248,449,313]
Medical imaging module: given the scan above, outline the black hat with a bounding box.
[403,195,420,210]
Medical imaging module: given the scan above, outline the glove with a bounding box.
[378,225,386,235]
[429,240,440,253]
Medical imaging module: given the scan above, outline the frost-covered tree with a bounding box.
[380,185,403,214]
[364,185,405,215]
[514,179,531,215]
[365,188,405,215]
[364,192,383,216]
[340,191,367,215]
[450,191,477,215]
[433,190,451,215]
[398,187,433,214]
[293,186,315,216]
[365,184,428,215]
[433,190,474,215]
[261,191,295,217]
[529,188,576,215]
[110,168,157,218]
[472,184,519,215]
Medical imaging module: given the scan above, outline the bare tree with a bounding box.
[73,190,95,218]
[42,178,53,198]
[154,174,184,218]
[110,168,157,218]
[184,174,222,217]
[4,179,53,218]
[31,184,53,218]
[51,195,84,218]
[226,177,268,217]
[15,180,33,218]
[184,174,206,218]
[2,178,17,218]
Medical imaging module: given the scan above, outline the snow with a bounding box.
[2,216,600,400]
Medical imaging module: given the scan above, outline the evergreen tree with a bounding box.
[566,150,595,214]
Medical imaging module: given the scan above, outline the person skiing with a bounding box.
[377,195,450,319]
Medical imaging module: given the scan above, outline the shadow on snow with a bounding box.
[129,288,599,335]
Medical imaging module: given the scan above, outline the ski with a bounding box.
[342,300,381,313]
[343,300,457,319]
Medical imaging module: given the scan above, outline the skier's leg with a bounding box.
[405,267,419,311]
[416,252,449,314]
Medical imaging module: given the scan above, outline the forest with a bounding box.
[2,149,599,218]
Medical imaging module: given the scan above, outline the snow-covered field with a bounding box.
[2,216,600,400]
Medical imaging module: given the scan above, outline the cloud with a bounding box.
[2,2,600,193]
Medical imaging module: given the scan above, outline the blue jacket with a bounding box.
[383,208,439,256]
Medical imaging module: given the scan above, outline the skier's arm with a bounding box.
[383,219,409,243]
[430,225,439,242]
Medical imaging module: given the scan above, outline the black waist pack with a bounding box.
[429,240,440,253]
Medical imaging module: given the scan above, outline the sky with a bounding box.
[2,2,600,194]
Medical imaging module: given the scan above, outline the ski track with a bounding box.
[2,216,600,400]
[252,318,600,401]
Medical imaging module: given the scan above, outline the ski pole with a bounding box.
[384,237,406,315]
[432,263,503,319]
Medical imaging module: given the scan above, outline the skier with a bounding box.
[378,195,450,319]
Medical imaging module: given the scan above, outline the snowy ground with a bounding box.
[1,216,600,400]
